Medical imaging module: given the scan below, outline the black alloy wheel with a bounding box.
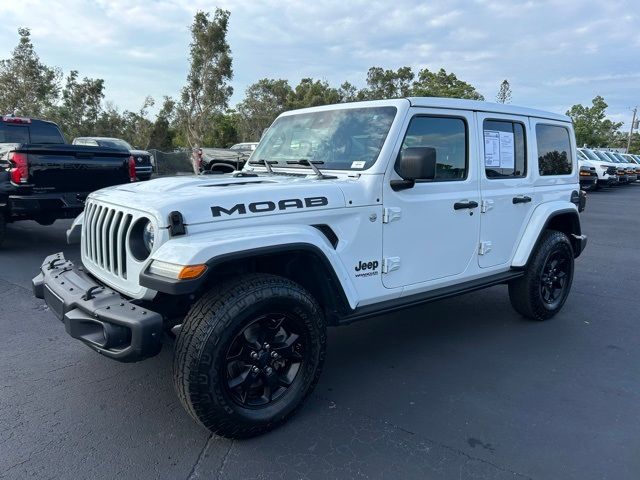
[225,313,307,408]
[539,250,571,309]
[509,230,575,321]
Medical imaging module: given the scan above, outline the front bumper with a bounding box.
[32,253,163,362]
[579,174,597,190]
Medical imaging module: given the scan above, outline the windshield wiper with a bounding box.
[248,159,277,174]
[286,159,336,179]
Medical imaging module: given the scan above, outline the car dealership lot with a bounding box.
[1,186,639,480]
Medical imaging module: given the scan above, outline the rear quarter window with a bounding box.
[536,124,572,176]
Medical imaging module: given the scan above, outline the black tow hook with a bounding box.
[47,258,65,270]
[83,285,104,301]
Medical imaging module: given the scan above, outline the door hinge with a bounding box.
[382,207,402,224]
[382,257,401,273]
[478,241,492,255]
[480,200,494,213]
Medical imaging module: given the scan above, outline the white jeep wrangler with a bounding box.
[33,98,587,438]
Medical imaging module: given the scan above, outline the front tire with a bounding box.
[173,273,326,438]
[509,230,574,321]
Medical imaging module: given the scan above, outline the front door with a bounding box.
[477,113,535,268]
[382,109,480,289]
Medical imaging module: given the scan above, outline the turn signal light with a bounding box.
[148,260,207,280]
[178,264,208,280]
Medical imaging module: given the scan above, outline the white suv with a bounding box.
[578,148,618,186]
[33,98,587,438]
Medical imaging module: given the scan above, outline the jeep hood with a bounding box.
[88,174,347,227]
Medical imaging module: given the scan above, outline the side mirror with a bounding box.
[391,147,437,191]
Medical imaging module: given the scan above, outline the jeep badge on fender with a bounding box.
[33,97,587,440]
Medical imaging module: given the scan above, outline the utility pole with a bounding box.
[628,106,638,153]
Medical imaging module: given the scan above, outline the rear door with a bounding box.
[477,113,534,268]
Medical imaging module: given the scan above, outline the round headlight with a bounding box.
[143,221,155,252]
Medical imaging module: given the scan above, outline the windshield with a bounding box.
[252,106,397,170]
[230,143,256,151]
[604,152,621,163]
[97,138,132,150]
[581,149,600,161]
[594,151,615,162]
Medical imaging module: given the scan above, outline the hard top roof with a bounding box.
[280,97,570,123]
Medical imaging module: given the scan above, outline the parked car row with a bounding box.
[577,147,640,190]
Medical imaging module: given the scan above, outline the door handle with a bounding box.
[453,200,479,210]
[512,195,532,204]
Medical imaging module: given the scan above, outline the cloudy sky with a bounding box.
[0,0,638,126]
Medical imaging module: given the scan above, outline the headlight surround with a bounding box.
[143,221,155,252]
[129,218,155,261]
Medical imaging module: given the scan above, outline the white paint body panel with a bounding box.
[75,98,581,309]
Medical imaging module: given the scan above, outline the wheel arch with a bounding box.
[200,244,353,324]
[141,226,358,324]
[512,203,583,268]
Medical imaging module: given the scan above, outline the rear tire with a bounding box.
[173,273,326,438]
[509,230,574,321]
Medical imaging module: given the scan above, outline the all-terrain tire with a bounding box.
[509,230,574,321]
[173,273,326,438]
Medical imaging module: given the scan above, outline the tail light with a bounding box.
[128,155,137,182]
[8,152,28,184]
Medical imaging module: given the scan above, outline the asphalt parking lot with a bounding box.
[1,185,639,480]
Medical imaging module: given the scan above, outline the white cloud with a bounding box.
[0,0,637,126]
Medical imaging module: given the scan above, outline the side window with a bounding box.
[536,124,572,176]
[397,116,467,181]
[483,120,526,178]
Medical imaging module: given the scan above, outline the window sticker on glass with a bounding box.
[484,130,514,169]
[351,160,366,169]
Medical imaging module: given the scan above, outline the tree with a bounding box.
[122,95,155,148]
[179,9,233,148]
[205,112,240,148]
[337,81,358,103]
[236,78,293,141]
[358,66,414,100]
[52,70,105,139]
[148,96,176,151]
[566,96,622,147]
[0,28,61,116]
[496,79,512,104]
[411,67,484,100]
[287,78,340,110]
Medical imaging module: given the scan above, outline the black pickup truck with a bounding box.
[0,115,136,246]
